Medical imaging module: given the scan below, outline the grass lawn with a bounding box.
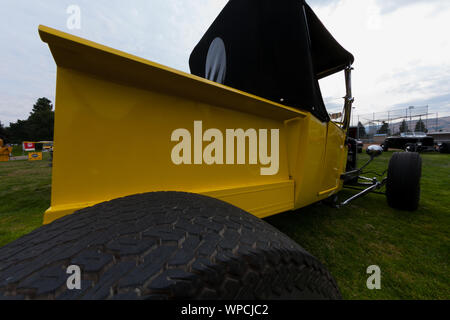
[0,153,52,247]
[0,150,448,299]
[268,151,450,299]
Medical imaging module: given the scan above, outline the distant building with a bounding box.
[427,132,450,143]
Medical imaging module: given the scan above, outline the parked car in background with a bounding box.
[427,132,450,154]
[381,132,434,152]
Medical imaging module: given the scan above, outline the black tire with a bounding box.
[0,192,341,300]
[386,152,422,211]
[381,143,388,152]
[440,142,450,154]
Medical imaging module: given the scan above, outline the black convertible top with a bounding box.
[189,0,354,122]
[304,3,355,79]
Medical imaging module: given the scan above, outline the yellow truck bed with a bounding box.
[39,25,347,224]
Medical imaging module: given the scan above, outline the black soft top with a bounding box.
[190,0,354,122]
[304,3,354,79]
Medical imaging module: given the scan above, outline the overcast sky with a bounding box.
[0,0,449,126]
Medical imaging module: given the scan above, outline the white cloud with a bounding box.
[314,0,450,119]
[0,0,449,126]
[0,0,227,125]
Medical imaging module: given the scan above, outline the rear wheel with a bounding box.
[386,152,422,211]
[439,142,450,154]
[0,192,341,300]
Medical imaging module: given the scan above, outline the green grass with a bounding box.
[0,151,448,299]
[267,151,450,299]
[0,153,51,247]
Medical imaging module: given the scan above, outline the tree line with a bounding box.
[356,119,428,138]
[0,98,54,144]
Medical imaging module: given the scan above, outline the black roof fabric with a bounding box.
[304,4,354,79]
[189,0,354,122]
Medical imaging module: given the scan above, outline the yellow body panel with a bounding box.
[320,122,348,195]
[39,26,349,224]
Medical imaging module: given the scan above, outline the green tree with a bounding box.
[31,97,53,114]
[5,97,55,144]
[399,119,408,133]
[377,121,390,135]
[6,120,30,144]
[415,119,427,133]
[0,121,6,140]
[27,99,54,141]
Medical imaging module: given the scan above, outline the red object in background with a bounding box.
[23,142,35,152]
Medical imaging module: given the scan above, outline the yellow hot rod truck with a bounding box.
[0,0,421,300]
